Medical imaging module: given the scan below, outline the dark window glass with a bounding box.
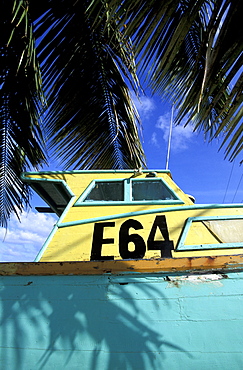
[132,180,176,201]
[84,181,124,202]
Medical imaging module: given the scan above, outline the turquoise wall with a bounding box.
[1,271,243,369]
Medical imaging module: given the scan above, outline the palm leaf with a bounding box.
[0,0,47,226]
[91,0,243,161]
[34,0,145,169]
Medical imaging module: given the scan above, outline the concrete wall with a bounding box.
[1,271,243,369]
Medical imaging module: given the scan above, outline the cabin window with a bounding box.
[77,177,183,205]
[176,216,243,251]
[84,181,123,202]
[132,180,176,201]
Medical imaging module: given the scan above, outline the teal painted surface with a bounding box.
[22,169,171,175]
[1,272,243,369]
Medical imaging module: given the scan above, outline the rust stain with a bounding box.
[186,257,193,269]
[207,256,216,264]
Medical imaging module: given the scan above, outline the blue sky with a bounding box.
[137,95,243,205]
[0,94,242,262]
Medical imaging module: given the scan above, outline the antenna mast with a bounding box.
[165,103,174,170]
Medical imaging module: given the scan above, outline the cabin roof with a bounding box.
[21,172,74,215]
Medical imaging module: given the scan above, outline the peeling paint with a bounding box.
[165,273,226,288]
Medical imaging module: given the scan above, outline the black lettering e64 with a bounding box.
[90,216,174,261]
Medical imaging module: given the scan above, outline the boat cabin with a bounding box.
[21,170,243,265]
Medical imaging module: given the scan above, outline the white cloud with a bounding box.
[0,210,57,262]
[155,112,194,151]
[150,132,159,148]
[131,93,155,119]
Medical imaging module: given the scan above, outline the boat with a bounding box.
[1,169,243,369]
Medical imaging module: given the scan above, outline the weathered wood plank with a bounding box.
[1,254,243,275]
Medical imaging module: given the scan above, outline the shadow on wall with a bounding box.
[0,273,191,370]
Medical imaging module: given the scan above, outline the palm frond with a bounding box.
[35,0,145,169]
[91,0,243,161]
[0,0,47,226]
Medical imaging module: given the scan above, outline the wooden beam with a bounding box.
[1,255,243,275]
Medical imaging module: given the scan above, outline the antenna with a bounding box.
[222,160,235,203]
[165,103,174,170]
[232,173,243,203]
